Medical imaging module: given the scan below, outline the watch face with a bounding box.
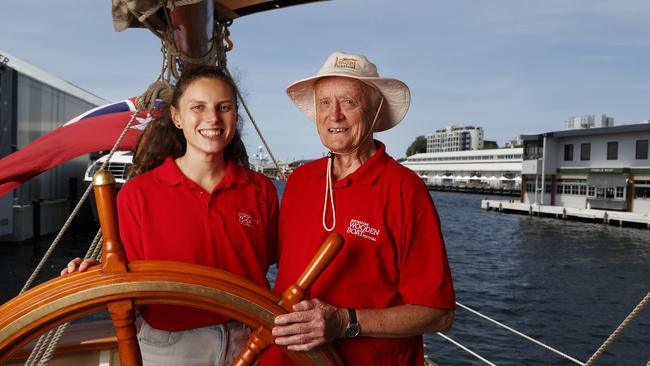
[345,323,361,338]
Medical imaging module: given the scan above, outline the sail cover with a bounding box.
[112,0,326,32]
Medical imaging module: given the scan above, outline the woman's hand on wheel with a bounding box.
[60,257,99,276]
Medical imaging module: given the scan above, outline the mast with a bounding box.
[170,0,216,72]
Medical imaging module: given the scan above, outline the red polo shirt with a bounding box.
[260,141,455,366]
[117,156,278,331]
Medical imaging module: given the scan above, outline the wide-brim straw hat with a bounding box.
[286,51,411,132]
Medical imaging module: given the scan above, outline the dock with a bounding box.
[429,185,519,196]
[481,200,650,229]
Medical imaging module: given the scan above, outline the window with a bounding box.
[564,144,574,161]
[607,141,618,160]
[615,187,625,199]
[524,142,542,160]
[580,143,591,161]
[636,139,648,160]
[635,184,650,199]
[526,183,535,192]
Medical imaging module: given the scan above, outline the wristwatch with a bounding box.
[344,308,361,338]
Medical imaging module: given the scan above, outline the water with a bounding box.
[427,191,650,366]
[1,188,649,365]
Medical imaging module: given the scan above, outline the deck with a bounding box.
[481,200,650,229]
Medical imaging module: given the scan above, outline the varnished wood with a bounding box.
[94,171,141,365]
[231,326,274,366]
[0,262,343,366]
[278,232,344,311]
[92,171,128,274]
[107,300,141,366]
[231,232,344,366]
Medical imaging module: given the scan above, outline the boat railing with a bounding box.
[436,296,649,366]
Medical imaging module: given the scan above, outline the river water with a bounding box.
[1,187,648,365]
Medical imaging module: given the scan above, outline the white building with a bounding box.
[521,123,650,214]
[426,125,484,153]
[402,148,522,189]
[0,49,105,240]
[504,136,523,148]
[565,114,614,130]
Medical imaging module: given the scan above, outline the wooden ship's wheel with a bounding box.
[0,171,344,366]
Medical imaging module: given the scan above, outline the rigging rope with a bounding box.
[583,291,650,366]
[436,332,497,366]
[225,67,287,180]
[23,80,171,365]
[440,297,649,366]
[455,301,585,365]
[33,232,104,366]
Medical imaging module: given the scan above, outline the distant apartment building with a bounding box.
[565,114,614,130]
[505,136,523,148]
[521,123,650,214]
[426,125,484,153]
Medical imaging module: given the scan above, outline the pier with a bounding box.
[429,185,519,196]
[481,200,650,229]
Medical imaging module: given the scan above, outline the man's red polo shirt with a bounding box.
[260,141,455,366]
[117,156,278,331]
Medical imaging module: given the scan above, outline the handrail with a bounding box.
[436,332,496,366]
[437,296,649,366]
[454,301,585,365]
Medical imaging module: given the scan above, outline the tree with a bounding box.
[406,135,427,157]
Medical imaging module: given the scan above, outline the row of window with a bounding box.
[526,181,650,199]
[525,183,627,199]
[564,140,649,161]
[408,154,522,162]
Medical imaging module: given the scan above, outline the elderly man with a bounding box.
[261,52,456,365]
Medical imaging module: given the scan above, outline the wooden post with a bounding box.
[230,233,345,366]
[93,170,142,365]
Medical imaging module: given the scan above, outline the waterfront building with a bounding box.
[521,123,650,214]
[402,148,523,190]
[426,125,484,153]
[0,49,105,240]
[504,136,523,148]
[565,114,614,130]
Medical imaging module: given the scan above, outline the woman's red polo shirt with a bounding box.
[117,156,278,331]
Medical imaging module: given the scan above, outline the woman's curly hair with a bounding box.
[128,66,249,178]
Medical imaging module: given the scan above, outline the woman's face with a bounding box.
[314,77,374,153]
[171,77,237,159]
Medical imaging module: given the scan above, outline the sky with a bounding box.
[1,0,649,161]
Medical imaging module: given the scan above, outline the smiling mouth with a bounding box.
[199,129,224,138]
[328,128,348,134]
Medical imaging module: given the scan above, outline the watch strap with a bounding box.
[347,308,357,325]
[344,308,360,337]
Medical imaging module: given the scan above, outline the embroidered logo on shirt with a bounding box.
[346,219,380,242]
[238,212,260,228]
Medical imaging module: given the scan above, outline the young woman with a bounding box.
[63,66,278,366]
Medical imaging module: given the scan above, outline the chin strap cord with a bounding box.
[322,152,337,231]
[320,96,384,232]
